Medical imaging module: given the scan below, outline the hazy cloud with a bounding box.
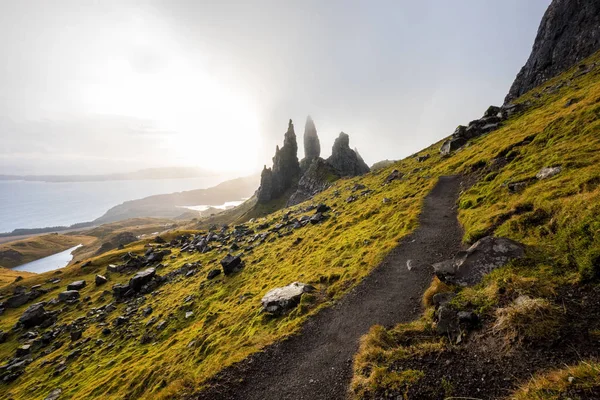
[0,0,551,175]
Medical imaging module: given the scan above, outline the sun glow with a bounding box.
[81,57,261,174]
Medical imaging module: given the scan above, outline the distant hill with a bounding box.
[0,167,216,183]
[93,174,260,224]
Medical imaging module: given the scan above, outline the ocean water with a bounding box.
[13,244,82,273]
[0,176,229,233]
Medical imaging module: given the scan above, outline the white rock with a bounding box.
[536,166,562,180]
[261,282,315,315]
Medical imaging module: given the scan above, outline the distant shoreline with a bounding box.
[0,166,219,183]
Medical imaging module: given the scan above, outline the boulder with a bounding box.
[434,236,525,286]
[384,169,403,184]
[67,280,86,291]
[129,268,156,292]
[112,283,131,299]
[58,290,80,302]
[310,212,325,224]
[18,303,52,328]
[4,292,32,308]
[220,255,243,276]
[95,275,108,286]
[261,282,315,315]
[536,166,562,180]
[440,136,467,156]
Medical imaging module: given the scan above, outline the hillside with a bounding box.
[1,49,599,399]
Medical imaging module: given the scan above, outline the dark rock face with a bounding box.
[301,115,321,171]
[288,158,338,206]
[327,132,370,177]
[257,120,301,203]
[434,236,525,286]
[505,0,600,103]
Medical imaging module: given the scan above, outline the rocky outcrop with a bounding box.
[440,104,525,156]
[327,132,370,177]
[287,158,338,206]
[434,236,525,286]
[256,120,301,203]
[300,116,321,172]
[505,0,600,103]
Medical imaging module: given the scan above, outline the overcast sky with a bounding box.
[0,0,550,175]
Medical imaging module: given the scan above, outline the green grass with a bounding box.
[0,155,437,399]
[352,50,600,397]
[3,49,600,400]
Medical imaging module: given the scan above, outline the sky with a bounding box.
[0,0,551,176]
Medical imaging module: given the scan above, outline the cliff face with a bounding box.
[257,120,301,203]
[505,0,600,103]
[327,132,370,177]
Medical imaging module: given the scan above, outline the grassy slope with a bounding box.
[0,234,96,269]
[2,51,599,400]
[0,157,437,399]
[352,52,600,397]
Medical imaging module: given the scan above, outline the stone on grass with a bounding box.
[66,280,86,291]
[58,290,80,302]
[536,166,562,180]
[220,255,243,276]
[261,282,315,315]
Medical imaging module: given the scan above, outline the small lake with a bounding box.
[12,244,82,273]
[180,200,245,212]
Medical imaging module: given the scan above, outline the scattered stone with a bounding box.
[185,311,194,319]
[384,169,403,184]
[95,275,108,286]
[129,268,156,292]
[536,166,562,180]
[113,316,129,327]
[207,269,221,280]
[261,282,315,315]
[44,388,62,400]
[18,302,53,328]
[58,290,80,302]
[316,203,331,213]
[15,344,31,358]
[310,213,325,224]
[70,330,82,341]
[416,154,430,162]
[220,255,243,276]
[67,280,86,291]
[434,236,525,286]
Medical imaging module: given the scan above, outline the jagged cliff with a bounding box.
[256,120,301,203]
[260,118,369,205]
[505,0,600,103]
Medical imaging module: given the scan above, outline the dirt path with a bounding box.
[196,175,464,400]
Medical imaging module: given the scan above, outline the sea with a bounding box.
[0,176,230,234]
